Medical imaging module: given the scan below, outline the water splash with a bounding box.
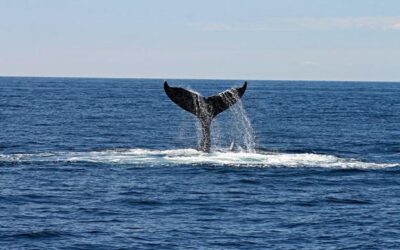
[226,98,256,152]
[211,91,256,152]
[0,148,397,169]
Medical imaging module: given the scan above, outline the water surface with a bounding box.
[1,77,400,249]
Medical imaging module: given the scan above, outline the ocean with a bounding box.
[1,77,400,249]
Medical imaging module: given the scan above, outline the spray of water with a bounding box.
[211,99,256,152]
[209,89,256,152]
[226,99,256,152]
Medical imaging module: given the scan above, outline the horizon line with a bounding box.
[0,74,399,84]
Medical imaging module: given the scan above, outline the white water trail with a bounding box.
[0,148,397,169]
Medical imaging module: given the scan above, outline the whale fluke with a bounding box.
[164,81,247,152]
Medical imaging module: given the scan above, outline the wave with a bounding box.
[0,148,398,169]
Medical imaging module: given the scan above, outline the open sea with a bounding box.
[1,77,400,249]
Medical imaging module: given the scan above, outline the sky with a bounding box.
[1,0,400,81]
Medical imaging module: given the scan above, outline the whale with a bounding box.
[164,81,247,152]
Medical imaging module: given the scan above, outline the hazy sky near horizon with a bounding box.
[1,0,400,81]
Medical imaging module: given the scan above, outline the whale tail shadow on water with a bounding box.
[164,81,247,152]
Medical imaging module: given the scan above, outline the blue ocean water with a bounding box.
[1,77,400,249]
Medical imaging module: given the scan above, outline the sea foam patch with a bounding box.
[0,148,398,169]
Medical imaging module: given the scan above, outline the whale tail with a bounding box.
[164,81,247,152]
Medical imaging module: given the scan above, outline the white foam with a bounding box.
[0,148,398,169]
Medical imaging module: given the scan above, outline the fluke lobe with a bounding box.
[164,81,247,152]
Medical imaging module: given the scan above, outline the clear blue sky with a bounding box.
[1,0,400,81]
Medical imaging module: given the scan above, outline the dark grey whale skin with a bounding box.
[164,81,247,152]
